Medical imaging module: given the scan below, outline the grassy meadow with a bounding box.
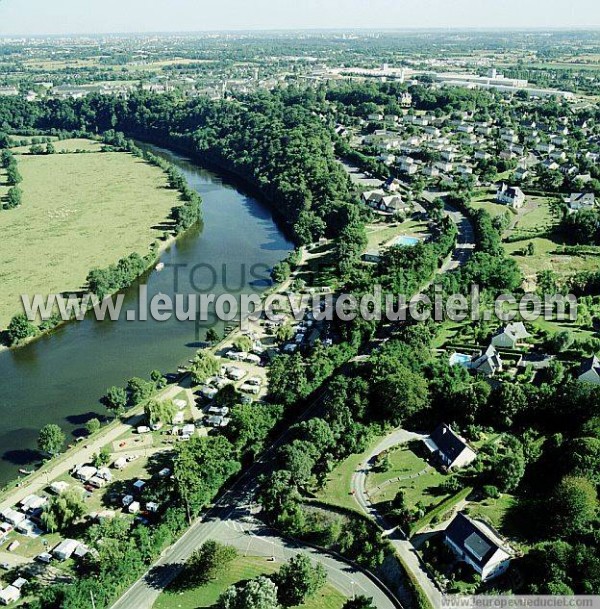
[0,142,179,329]
[153,555,345,609]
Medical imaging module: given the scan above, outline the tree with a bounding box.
[343,597,377,609]
[86,418,101,434]
[191,350,221,384]
[103,385,127,413]
[233,335,252,353]
[6,313,38,345]
[550,476,597,537]
[144,399,177,425]
[41,489,86,533]
[46,142,56,154]
[371,365,429,426]
[4,186,22,209]
[173,436,241,522]
[38,424,65,456]
[217,576,279,609]
[275,553,326,607]
[150,369,166,388]
[276,322,294,343]
[549,330,574,353]
[278,440,315,488]
[92,446,111,467]
[271,260,291,283]
[206,328,220,343]
[179,541,238,589]
[6,164,22,185]
[225,403,281,457]
[127,377,154,405]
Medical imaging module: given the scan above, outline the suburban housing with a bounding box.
[444,511,512,581]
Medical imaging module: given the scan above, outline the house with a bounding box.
[471,345,503,377]
[496,184,525,209]
[53,538,80,561]
[0,585,20,605]
[444,512,512,581]
[491,322,530,349]
[362,250,381,264]
[383,177,402,192]
[398,158,418,175]
[423,424,477,470]
[567,192,596,212]
[577,355,600,385]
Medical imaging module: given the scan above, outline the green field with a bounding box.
[466,494,516,531]
[365,219,430,252]
[153,555,345,609]
[315,434,383,513]
[367,445,429,491]
[0,145,179,329]
[504,237,600,281]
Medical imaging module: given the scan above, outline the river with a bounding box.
[0,145,293,486]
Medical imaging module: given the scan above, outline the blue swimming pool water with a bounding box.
[389,235,419,247]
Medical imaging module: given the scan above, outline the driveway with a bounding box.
[351,429,443,609]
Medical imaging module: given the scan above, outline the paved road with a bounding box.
[111,456,396,609]
[351,429,443,609]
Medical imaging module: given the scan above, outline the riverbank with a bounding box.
[1,137,201,351]
[0,146,293,485]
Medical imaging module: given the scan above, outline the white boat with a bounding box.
[155,262,165,272]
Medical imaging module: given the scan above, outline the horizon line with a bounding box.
[1,25,600,38]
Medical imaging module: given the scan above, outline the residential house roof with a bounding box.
[445,512,511,570]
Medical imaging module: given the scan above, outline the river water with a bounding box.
[0,145,293,485]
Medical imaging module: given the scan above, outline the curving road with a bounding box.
[111,461,397,609]
[351,430,443,609]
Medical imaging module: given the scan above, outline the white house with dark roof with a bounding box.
[496,184,525,209]
[423,423,477,470]
[471,344,503,377]
[491,322,530,349]
[444,512,512,581]
[578,355,600,385]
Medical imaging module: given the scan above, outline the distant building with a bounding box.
[567,192,596,213]
[444,512,512,581]
[578,355,600,385]
[423,423,477,470]
[491,322,530,349]
[496,183,525,209]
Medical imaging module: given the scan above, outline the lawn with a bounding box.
[466,494,516,531]
[369,460,447,510]
[153,555,345,609]
[315,434,384,513]
[364,219,430,252]
[470,198,510,218]
[0,146,180,328]
[503,237,600,282]
[506,196,556,235]
[366,445,429,490]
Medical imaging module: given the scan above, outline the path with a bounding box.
[351,429,443,609]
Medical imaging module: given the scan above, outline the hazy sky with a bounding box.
[0,0,599,36]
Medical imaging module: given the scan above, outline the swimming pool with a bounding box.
[389,235,420,247]
[450,353,472,368]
